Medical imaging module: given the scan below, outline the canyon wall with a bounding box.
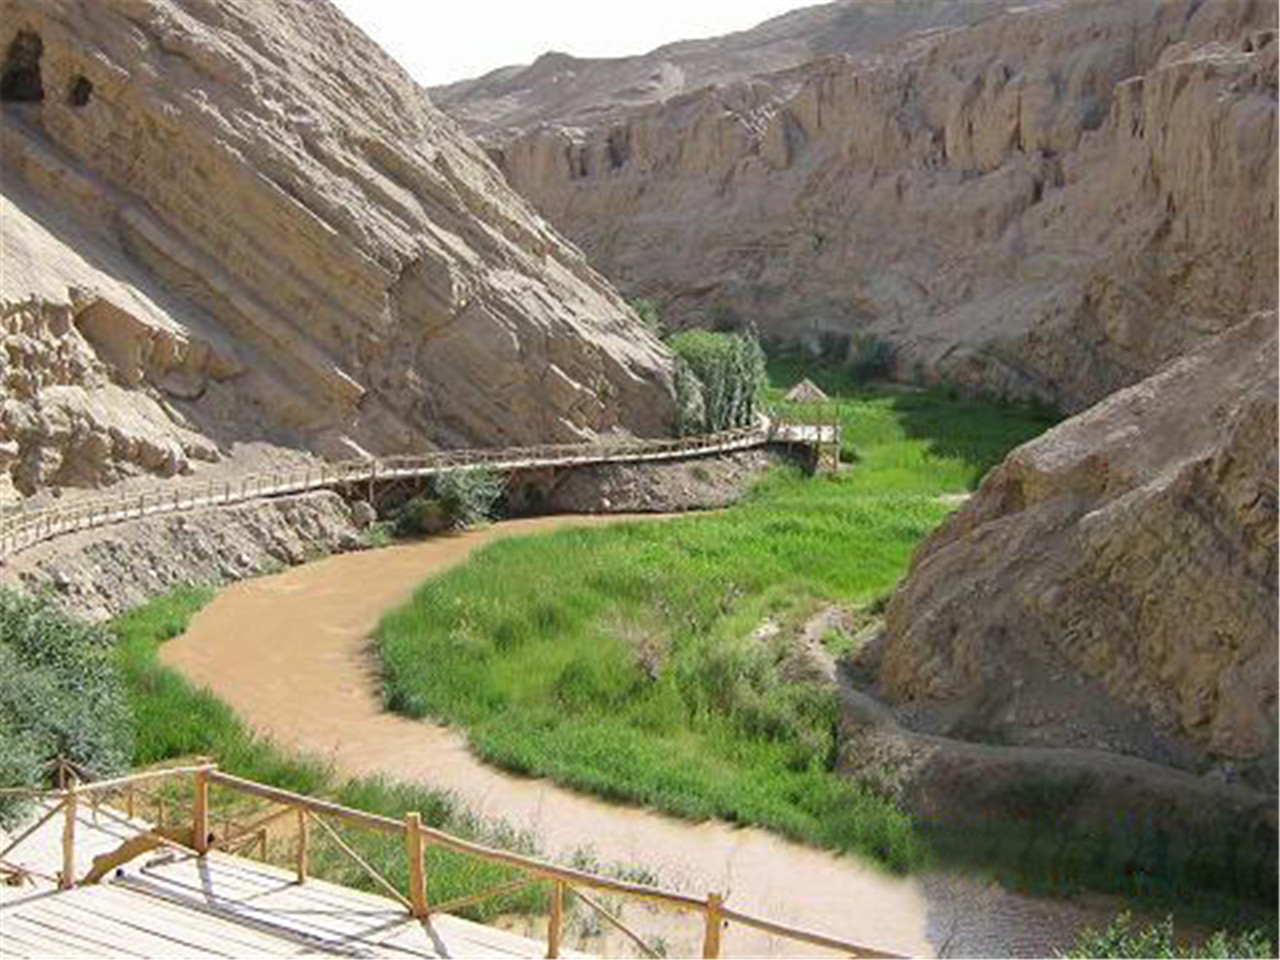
[0,0,678,505]
[439,0,1278,410]
[434,0,1008,137]
[866,312,1278,790]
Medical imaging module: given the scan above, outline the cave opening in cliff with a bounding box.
[0,30,44,103]
[67,74,92,107]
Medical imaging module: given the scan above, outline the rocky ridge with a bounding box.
[0,490,368,622]
[434,0,1008,138]
[0,0,678,505]
[438,0,1278,410]
[862,312,1278,790]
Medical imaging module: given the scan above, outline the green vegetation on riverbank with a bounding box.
[376,367,1057,873]
[1065,913,1274,959]
[0,589,133,825]
[113,586,544,921]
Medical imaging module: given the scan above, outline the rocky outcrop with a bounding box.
[441,0,1277,410]
[861,312,1278,790]
[0,0,678,505]
[0,490,367,621]
[509,448,772,514]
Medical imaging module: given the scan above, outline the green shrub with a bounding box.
[435,468,504,527]
[668,328,767,432]
[628,297,665,337]
[393,469,505,536]
[848,333,895,381]
[0,589,134,824]
[394,496,451,537]
[671,357,702,437]
[816,331,851,364]
[1062,913,1274,958]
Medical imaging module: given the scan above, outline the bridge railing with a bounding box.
[0,761,899,958]
[0,423,773,561]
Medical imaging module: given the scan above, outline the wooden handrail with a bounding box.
[4,698,897,957]
[205,768,897,956]
[210,771,706,909]
[207,770,403,835]
[573,886,660,958]
[720,905,902,959]
[0,419,804,562]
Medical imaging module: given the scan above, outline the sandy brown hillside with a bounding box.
[437,0,1277,411]
[0,0,677,506]
[868,311,1278,789]
[432,0,1009,138]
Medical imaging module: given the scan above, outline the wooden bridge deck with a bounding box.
[1,421,841,561]
[2,764,897,960]
[0,802,575,959]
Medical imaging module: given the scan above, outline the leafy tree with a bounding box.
[668,328,767,432]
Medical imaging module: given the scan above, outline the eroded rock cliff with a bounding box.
[0,0,677,504]
[863,312,1278,789]
[440,0,1277,410]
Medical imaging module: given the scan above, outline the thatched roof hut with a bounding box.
[783,379,829,403]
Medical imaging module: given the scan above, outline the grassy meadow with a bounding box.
[375,362,1059,872]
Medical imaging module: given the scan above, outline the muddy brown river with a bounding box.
[162,515,1127,957]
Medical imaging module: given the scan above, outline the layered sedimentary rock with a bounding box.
[865,313,1278,789]
[438,0,1278,410]
[0,0,677,504]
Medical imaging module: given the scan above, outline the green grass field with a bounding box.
[375,363,1058,872]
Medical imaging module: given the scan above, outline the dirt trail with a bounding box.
[162,516,1115,957]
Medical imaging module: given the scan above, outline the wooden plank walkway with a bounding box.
[0,422,777,560]
[0,802,577,959]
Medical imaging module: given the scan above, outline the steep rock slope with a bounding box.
[440,0,1277,410]
[0,0,677,505]
[864,312,1278,790]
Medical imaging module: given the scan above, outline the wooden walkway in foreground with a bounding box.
[0,419,839,561]
[0,762,897,959]
[0,806,567,958]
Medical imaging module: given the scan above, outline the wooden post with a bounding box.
[296,807,308,884]
[546,879,565,958]
[126,784,136,820]
[193,769,210,854]
[60,785,78,890]
[405,812,427,918]
[702,892,724,959]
